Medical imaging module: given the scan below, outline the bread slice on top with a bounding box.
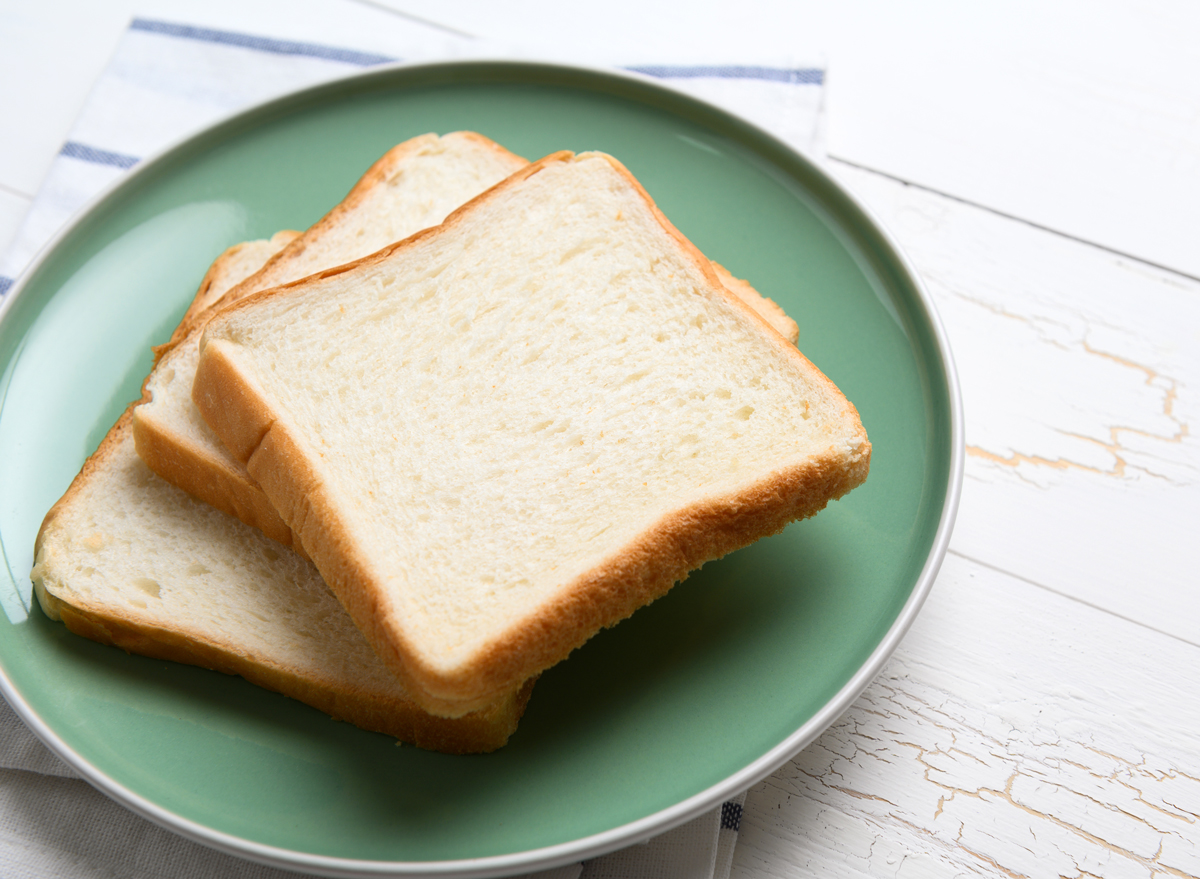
[193,150,870,719]
[32,236,533,753]
[132,133,797,553]
[133,133,529,551]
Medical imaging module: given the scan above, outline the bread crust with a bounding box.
[220,132,528,305]
[52,597,536,754]
[711,262,799,344]
[164,231,300,354]
[138,138,796,559]
[35,409,533,752]
[132,383,306,555]
[194,151,871,717]
[134,133,532,551]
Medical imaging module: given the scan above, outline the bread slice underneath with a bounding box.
[194,150,871,718]
[168,230,300,346]
[32,233,533,753]
[33,415,532,753]
[132,133,798,553]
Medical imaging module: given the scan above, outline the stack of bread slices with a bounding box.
[32,132,869,753]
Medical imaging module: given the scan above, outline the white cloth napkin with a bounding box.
[0,12,823,878]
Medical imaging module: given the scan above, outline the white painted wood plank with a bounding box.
[0,3,131,198]
[386,0,1200,278]
[365,0,829,60]
[732,552,1200,878]
[823,0,1200,280]
[829,161,1200,644]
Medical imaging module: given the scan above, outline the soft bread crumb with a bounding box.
[135,134,799,552]
[195,150,870,715]
[34,419,533,751]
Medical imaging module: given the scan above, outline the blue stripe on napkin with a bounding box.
[0,19,825,306]
[127,19,823,87]
[625,65,823,85]
[60,142,140,169]
[720,800,743,831]
[130,18,397,67]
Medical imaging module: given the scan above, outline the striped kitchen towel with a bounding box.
[0,19,824,296]
[0,12,817,879]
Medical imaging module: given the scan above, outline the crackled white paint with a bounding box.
[732,553,1200,879]
[724,164,1200,877]
[829,164,1200,645]
[833,166,1197,485]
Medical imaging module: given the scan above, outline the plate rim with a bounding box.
[0,56,964,878]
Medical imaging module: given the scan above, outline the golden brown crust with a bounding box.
[711,263,799,344]
[131,389,307,558]
[36,360,529,750]
[50,598,532,753]
[193,150,871,716]
[33,410,533,752]
[191,337,279,464]
[453,445,870,704]
[162,231,301,357]
[219,133,529,306]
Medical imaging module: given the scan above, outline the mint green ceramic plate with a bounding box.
[0,62,961,876]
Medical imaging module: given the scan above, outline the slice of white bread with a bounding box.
[133,133,529,551]
[169,230,300,345]
[32,235,532,753]
[193,151,870,718]
[712,263,797,342]
[32,413,532,752]
[132,133,798,552]
[221,132,533,306]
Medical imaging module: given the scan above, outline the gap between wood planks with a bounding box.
[0,181,32,200]
[344,0,478,38]
[948,547,1200,654]
[828,156,1200,287]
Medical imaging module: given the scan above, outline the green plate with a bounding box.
[0,61,961,876]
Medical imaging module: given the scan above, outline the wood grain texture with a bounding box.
[732,551,1200,879]
[727,162,1200,878]
[830,162,1200,644]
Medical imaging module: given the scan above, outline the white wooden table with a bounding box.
[3,1,1198,876]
